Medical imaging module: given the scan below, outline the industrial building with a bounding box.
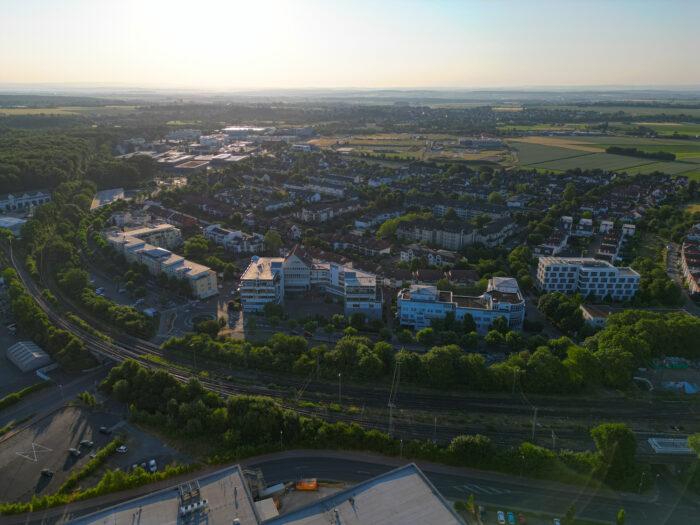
[240,245,383,318]
[535,256,640,301]
[72,463,463,525]
[6,341,52,372]
[397,277,526,333]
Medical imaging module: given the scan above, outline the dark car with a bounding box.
[40,469,54,477]
[98,426,112,435]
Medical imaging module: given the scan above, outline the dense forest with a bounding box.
[0,131,158,193]
[0,133,92,193]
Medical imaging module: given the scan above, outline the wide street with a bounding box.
[247,451,700,525]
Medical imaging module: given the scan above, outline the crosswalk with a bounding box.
[455,483,512,496]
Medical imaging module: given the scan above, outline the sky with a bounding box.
[1,0,699,90]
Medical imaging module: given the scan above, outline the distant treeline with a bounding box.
[606,146,676,161]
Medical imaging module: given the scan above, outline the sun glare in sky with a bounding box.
[1,0,699,89]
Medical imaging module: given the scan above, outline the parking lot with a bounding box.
[0,405,188,502]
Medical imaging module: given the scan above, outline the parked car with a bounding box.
[497,510,506,525]
[98,426,111,435]
[40,469,54,477]
[148,459,157,473]
[518,513,527,524]
[116,445,128,453]
[553,519,561,525]
[68,448,81,457]
[79,440,94,447]
[507,511,516,525]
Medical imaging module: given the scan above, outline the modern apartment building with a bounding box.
[203,224,264,254]
[397,277,525,333]
[239,246,383,318]
[106,226,217,299]
[535,256,640,301]
[118,223,183,250]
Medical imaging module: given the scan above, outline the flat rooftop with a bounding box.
[489,289,522,304]
[241,257,285,281]
[269,464,462,525]
[73,466,260,525]
[539,257,613,268]
[122,223,179,237]
[453,295,486,309]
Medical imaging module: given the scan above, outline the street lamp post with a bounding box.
[338,373,342,405]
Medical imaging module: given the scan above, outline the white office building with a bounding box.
[396,277,526,333]
[535,257,639,301]
[239,246,383,318]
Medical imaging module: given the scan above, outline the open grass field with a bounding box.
[507,141,590,165]
[535,105,700,117]
[312,132,511,163]
[528,152,653,172]
[509,136,604,152]
[0,105,137,116]
[497,123,590,132]
[624,161,699,175]
[633,122,700,136]
[507,134,700,177]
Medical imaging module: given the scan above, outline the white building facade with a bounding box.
[106,226,217,299]
[535,257,640,301]
[203,224,264,254]
[396,277,526,334]
[0,190,51,212]
[239,247,383,318]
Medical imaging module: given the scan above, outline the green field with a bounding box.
[536,105,700,117]
[0,105,136,116]
[508,141,589,165]
[624,161,699,175]
[497,123,590,132]
[633,122,700,136]
[528,153,653,172]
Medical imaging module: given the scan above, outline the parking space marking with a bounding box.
[16,442,52,462]
[456,483,512,496]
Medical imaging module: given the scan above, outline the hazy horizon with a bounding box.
[2,0,699,90]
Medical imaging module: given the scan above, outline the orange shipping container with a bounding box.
[295,478,318,491]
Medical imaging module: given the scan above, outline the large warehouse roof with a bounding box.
[6,341,51,372]
[72,463,463,525]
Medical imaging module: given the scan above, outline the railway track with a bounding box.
[6,245,696,448]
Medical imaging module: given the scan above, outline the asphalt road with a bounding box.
[247,452,700,525]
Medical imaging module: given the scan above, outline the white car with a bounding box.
[148,459,157,473]
[497,510,506,524]
[116,445,128,453]
[553,520,561,525]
